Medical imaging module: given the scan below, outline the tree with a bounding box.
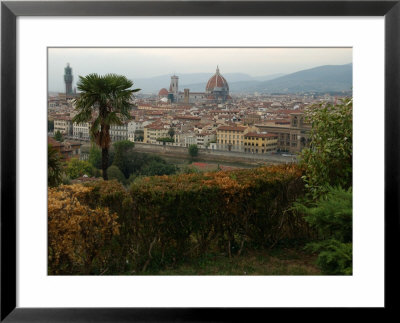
[299,98,352,198]
[54,130,63,142]
[48,120,54,132]
[72,73,140,180]
[295,187,352,274]
[188,144,198,158]
[48,144,63,187]
[88,144,102,169]
[140,160,177,176]
[112,140,135,178]
[107,165,127,184]
[134,130,144,142]
[168,127,175,139]
[65,158,97,179]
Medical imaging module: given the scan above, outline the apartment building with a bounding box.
[243,132,278,154]
[256,112,311,153]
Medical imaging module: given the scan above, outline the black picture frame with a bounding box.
[1,1,399,321]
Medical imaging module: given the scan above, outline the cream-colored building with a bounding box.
[144,123,169,144]
[256,112,311,153]
[54,117,72,136]
[216,125,248,152]
[72,122,90,140]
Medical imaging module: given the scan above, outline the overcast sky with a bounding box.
[48,47,352,92]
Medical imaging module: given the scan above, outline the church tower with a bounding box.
[169,75,179,102]
[64,63,73,96]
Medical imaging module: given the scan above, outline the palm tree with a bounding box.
[73,74,140,180]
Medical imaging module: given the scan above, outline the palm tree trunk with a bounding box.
[102,147,109,180]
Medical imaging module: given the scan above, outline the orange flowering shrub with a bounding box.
[48,184,120,275]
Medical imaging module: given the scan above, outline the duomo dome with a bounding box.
[206,66,229,93]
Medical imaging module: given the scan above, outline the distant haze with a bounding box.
[48,47,352,93]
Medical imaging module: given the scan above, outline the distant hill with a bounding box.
[250,63,353,94]
[49,65,352,95]
[132,64,352,94]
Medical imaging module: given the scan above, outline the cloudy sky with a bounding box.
[48,47,352,92]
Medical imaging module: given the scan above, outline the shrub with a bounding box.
[300,98,352,198]
[188,144,198,157]
[107,165,127,184]
[65,158,97,179]
[129,164,308,270]
[48,184,120,274]
[295,186,352,274]
[48,144,63,187]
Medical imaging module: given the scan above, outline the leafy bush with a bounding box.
[107,165,127,184]
[188,144,198,157]
[49,165,310,274]
[48,184,120,274]
[140,160,177,176]
[65,158,97,179]
[306,239,352,275]
[300,98,352,198]
[129,164,308,269]
[295,186,352,275]
[48,144,63,187]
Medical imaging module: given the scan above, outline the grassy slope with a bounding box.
[136,247,321,275]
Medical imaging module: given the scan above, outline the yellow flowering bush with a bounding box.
[48,184,119,275]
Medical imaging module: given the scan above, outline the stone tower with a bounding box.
[64,63,73,96]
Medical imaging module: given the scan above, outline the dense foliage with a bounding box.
[297,98,353,275]
[48,120,54,132]
[48,144,63,187]
[112,140,135,178]
[188,144,198,157]
[54,130,63,142]
[65,158,98,179]
[295,187,352,274]
[48,184,120,274]
[300,98,352,198]
[48,165,310,274]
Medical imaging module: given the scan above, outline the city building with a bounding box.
[216,125,248,152]
[144,122,169,143]
[256,112,311,153]
[54,116,73,136]
[243,132,278,154]
[73,122,90,140]
[48,136,82,161]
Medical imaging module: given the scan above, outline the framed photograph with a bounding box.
[1,0,399,321]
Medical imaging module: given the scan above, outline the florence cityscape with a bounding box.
[48,48,353,276]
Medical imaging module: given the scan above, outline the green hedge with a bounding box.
[50,164,310,274]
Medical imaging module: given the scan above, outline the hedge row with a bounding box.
[48,164,310,274]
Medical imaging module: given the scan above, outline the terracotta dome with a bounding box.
[158,88,169,96]
[205,66,229,93]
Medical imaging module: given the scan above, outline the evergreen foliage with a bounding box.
[295,186,352,275]
[107,165,127,184]
[112,140,135,178]
[65,158,97,179]
[188,144,198,157]
[48,144,63,187]
[54,130,63,142]
[88,144,102,169]
[300,98,352,198]
[48,120,54,132]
